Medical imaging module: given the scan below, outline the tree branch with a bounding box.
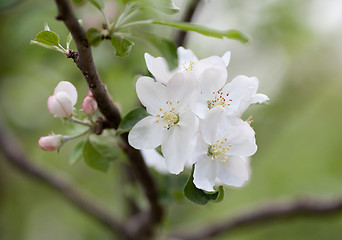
[175,0,202,46]
[54,0,163,236]
[0,120,132,240]
[171,196,342,240]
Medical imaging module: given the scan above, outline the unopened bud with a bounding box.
[82,91,97,116]
[47,81,78,118]
[38,135,64,151]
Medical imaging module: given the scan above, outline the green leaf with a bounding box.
[86,28,103,46]
[111,35,134,57]
[89,134,119,160]
[82,138,110,172]
[147,36,178,70]
[33,30,60,46]
[89,0,104,10]
[116,107,149,136]
[145,0,179,14]
[153,20,249,43]
[69,140,85,165]
[184,166,223,205]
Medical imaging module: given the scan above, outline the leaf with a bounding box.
[86,28,103,46]
[153,20,249,43]
[147,35,178,70]
[89,0,104,10]
[111,35,134,57]
[116,107,149,136]
[32,30,60,47]
[89,134,119,159]
[184,166,224,205]
[145,0,179,14]
[69,140,85,165]
[82,138,110,172]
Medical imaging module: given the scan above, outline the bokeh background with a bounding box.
[1,0,342,239]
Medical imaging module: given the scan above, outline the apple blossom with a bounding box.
[47,81,78,118]
[191,106,257,192]
[128,72,199,174]
[82,91,97,116]
[194,75,269,118]
[38,135,64,151]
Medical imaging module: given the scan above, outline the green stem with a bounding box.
[64,128,92,142]
[69,117,93,127]
[118,20,153,30]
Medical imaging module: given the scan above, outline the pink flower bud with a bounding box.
[47,81,78,118]
[38,135,63,151]
[82,93,97,116]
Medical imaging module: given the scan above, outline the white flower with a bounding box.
[141,149,169,174]
[47,81,78,118]
[128,72,199,174]
[194,75,269,118]
[144,47,230,85]
[191,106,257,192]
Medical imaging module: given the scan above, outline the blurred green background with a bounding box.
[1,0,342,239]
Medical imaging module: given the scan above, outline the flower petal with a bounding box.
[222,51,231,67]
[144,53,173,84]
[53,81,78,106]
[141,149,169,174]
[177,47,198,70]
[47,92,74,118]
[128,116,167,149]
[193,156,217,192]
[136,76,167,115]
[199,106,227,144]
[217,155,249,187]
[251,93,269,104]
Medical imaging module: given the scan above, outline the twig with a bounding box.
[0,119,132,240]
[171,196,342,240]
[54,0,163,237]
[175,0,202,46]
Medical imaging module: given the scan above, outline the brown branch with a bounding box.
[54,0,163,237]
[175,0,202,46]
[171,196,342,240]
[0,119,133,240]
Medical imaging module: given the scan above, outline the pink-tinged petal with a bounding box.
[38,135,63,151]
[166,72,196,112]
[144,53,173,84]
[199,106,227,144]
[217,155,249,187]
[193,156,217,192]
[128,116,167,149]
[136,76,167,115]
[141,149,169,174]
[82,95,97,116]
[47,92,74,118]
[53,81,78,106]
[177,47,198,70]
[161,118,197,174]
[222,51,231,67]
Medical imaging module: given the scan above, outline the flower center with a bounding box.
[207,90,232,109]
[207,138,232,163]
[182,61,194,71]
[155,100,180,130]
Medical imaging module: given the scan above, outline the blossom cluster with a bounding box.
[129,47,269,192]
[38,81,98,152]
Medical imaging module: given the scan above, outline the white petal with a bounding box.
[54,81,78,106]
[161,111,198,174]
[251,93,269,104]
[189,134,208,165]
[47,92,74,118]
[193,156,217,192]
[193,101,209,119]
[141,149,169,174]
[198,67,227,99]
[136,76,167,115]
[217,155,249,187]
[220,116,257,156]
[177,47,198,70]
[166,72,196,112]
[144,53,173,84]
[128,116,167,149]
[199,106,227,144]
[222,51,231,67]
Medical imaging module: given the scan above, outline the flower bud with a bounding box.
[38,135,63,151]
[82,91,97,116]
[47,81,78,118]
